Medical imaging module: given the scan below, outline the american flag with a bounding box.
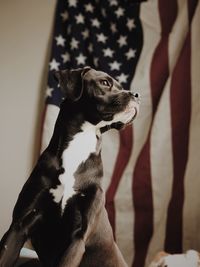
[41,0,200,267]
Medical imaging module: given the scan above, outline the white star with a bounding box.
[75,13,85,24]
[117,35,127,47]
[60,11,68,21]
[109,61,121,71]
[82,29,89,39]
[115,7,125,18]
[127,18,136,31]
[126,49,136,60]
[97,33,107,43]
[67,25,72,34]
[49,58,60,71]
[110,23,117,33]
[85,3,94,12]
[94,57,99,67]
[61,52,70,63]
[70,37,79,49]
[110,0,117,6]
[55,35,66,47]
[91,18,101,28]
[88,43,93,53]
[76,53,86,65]
[68,0,77,7]
[101,8,106,17]
[46,87,53,98]
[116,73,129,84]
[103,48,114,58]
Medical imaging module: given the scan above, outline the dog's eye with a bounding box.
[100,80,110,87]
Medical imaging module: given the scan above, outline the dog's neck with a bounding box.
[47,103,100,157]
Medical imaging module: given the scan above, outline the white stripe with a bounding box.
[101,129,120,191]
[41,104,59,152]
[113,125,134,266]
[146,0,190,265]
[168,0,189,71]
[146,79,173,266]
[114,1,160,265]
[183,0,200,251]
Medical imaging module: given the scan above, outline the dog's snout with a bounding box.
[128,91,141,103]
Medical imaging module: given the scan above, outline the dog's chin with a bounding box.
[99,102,139,133]
[100,108,138,133]
[111,111,137,130]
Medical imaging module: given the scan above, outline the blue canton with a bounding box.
[46,0,143,106]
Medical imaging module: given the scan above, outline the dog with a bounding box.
[0,67,140,267]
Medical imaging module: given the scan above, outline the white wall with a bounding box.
[0,0,56,238]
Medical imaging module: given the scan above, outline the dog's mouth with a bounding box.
[122,100,139,124]
[126,107,138,125]
[116,107,138,131]
[100,103,139,133]
[98,95,140,133]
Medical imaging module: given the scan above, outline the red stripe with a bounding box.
[106,125,133,237]
[132,1,177,266]
[165,33,191,253]
[132,136,153,267]
[164,0,197,253]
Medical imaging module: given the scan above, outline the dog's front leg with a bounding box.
[0,209,42,267]
[57,239,85,267]
[0,224,26,267]
[58,186,104,267]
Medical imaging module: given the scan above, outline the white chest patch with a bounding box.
[49,184,64,203]
[50,122,98,211]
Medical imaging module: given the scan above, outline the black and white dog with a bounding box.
[0,67,140,267]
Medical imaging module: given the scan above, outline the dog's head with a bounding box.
[54,67,140,131]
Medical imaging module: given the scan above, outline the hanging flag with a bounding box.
[41,1,200,267]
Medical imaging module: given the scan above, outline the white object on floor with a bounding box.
[19,248,38,259]
[149,250,200,267]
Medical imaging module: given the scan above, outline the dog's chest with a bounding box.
[50,127,97,211]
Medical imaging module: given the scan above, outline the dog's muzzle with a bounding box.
[124,91,140,122]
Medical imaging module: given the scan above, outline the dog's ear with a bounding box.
[54,67,91,101]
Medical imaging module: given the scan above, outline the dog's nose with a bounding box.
[129,92,141,103]
[133,92,140,99]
